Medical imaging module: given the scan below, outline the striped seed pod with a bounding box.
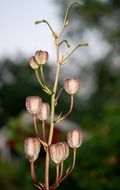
[24,137,41,162]
[29,56,39,69]
[25,96,42,115]
[35,50,49,65]
[38,102,50,121]
[67,129,83,148]
[50,142,69,164]
[64,78,80,95]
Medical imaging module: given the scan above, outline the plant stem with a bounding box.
[42,121,46,142]
[45,36,60,190]
[45,148,49,190]
[55,94,74,123]
[35,19,56,37]
[56,164,60,182]
[53,148,77,189]
[30,160,44,189]
[59,162,64,180]
[48,37,60,145]
[33,115,47,147]
[60,43,88,65]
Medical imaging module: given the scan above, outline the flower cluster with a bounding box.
[24,49,83,190]
[23,2,88,189]
[25,96,50,119]
[29,50,48,69]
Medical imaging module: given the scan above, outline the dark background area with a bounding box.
[0,0,120,190]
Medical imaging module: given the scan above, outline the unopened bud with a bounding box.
[50,142,69,164]
[24,137,41,162]
[29,56,39,69]
[38,103,50,121]
[67,130,83,148]
[25,96,42,115]
[35,50,49,65]
[64,78,80,95]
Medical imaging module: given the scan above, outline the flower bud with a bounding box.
[38,103,50,121]
[25,96,42,115]
[35,50,49,65]
[29,56,39,69]
[50,142,69,164]
[64,78,80,95]
[24,137,41,162]
[67,130,83,148]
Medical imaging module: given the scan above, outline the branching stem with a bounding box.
[52,148,77,189]
[59,40,70,48]
[60,43,88,65]
[35,19,57,38]
[30,160,44,189]
[33,115,47,147]
[55,94,74,123]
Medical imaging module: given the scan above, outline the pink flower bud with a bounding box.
[24,137,41,162]
[29,56,39,69]
[35,50,49,65]
[25,96,42,114]
[50,142,69,164]
[64,78,80,94]
[67,130,83,148]
[38,103,50,121]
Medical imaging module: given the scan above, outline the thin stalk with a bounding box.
[58,162,64,180]
[59,40,70,48]
[55,94,74,123]
[34,184,43,190]
[53,148,77,189]
[33,115,47,147]
[45,36,60,190]
[35,19,55,35]
[40,66,53,94]
[35,69,52,95]
[42,121,46,142]
[35,70,45,89]
[30,160,44,189]
[56,164,60,182]
[60,43,88,65]
[55,87,63,104]
[45,148,49,190]
[48,37,60,145]
[59,1,83,38]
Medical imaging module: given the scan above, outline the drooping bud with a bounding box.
[25,96,42,115]
[38,103,50,121]
[50,142,69,164]
[67,130,83,148]
[24,137,41,162]
[64,78,80,95]
[29,56,39,69]
[35,50,49,65]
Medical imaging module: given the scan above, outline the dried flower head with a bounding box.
[25,96,42,115]
[64,78,80,95]
[38,102,50,121]
[67,129,83,148]
[29,56,39,69]
[24,137,41,162]
[35,50,49,65]
[50,142,69,164]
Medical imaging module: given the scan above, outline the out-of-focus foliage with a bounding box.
[0,59,52,126]
[0,0,120,189]
[54,0,120,189]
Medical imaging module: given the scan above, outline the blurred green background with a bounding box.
[0,0,120,190]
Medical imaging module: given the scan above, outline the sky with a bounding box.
[0,0,111,63]
[0,0,61,60]
[0,0,112,98]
